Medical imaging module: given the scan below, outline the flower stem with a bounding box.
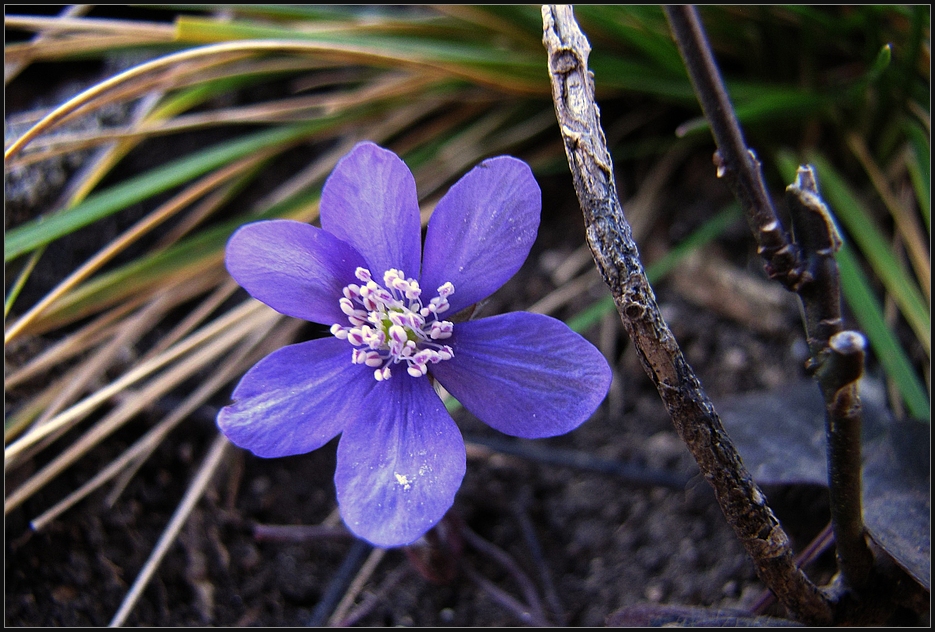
[542,5,833,624]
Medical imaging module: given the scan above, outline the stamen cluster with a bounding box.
[331,267,454,380]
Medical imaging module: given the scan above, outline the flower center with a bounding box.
[331,267,455,381]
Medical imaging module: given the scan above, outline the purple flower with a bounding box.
[218,142,612,547]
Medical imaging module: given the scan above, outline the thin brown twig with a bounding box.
[662,6,804,291]
[460,524,549,626]
[542,5,832,624]
[667,2,875,603]
[336,564,412,627]
[817,331,873,589]
[461,565,550,627]
[328,548,387,626]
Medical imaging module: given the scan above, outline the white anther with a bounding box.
[407,364,428,378]
[335,267,456,381]
[430,321,453,339]
[428,296,449,314]
[389,325,408,344]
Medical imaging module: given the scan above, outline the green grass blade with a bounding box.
[576,5,685,76]
[5,122,321,262]
[681,45,890,136]
[678,89,833,136]
[173,16,545,87]
[27,184,321,332]
[4,249,43,318]
[903,120,930,230]
[836,244,930,420]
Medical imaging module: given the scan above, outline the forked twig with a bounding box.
[542,6,832,624]
[336,564,411,627]
[462,565,549,627]
[461,524,550,626]
[664,5,873,593]
[327,547,387,626]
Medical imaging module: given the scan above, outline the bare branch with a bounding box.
[663,5,804,290]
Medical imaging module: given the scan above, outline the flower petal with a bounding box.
[430,312,611,438]
[320,142,421,279]
[420,156,540,315]
[335,376,466,547]
[217,337,374,458]
[226,219,366,325]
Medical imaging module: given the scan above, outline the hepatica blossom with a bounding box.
[218,142,611,547]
